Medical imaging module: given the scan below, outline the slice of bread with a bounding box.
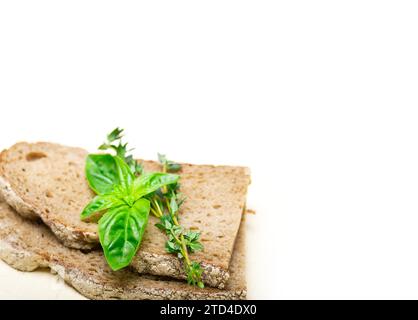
[0,142,251,288]
[0,201,246,300]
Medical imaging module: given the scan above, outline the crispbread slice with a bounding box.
[0,201,246,300]
[0,142,251,288]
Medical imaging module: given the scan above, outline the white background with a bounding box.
[1,1,418,299]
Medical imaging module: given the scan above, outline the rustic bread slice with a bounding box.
[0,142,251,288]
[0,143,97,247]
[0,201,246,300]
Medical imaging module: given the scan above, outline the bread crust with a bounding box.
[0,202,247,300]
[0,176,37,220]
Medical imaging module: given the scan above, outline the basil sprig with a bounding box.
[81,154,179,271]
[81,128,204,288]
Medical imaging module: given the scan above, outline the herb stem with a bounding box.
[169,205,192,270]
[180,234,191,266]
[169,228,182,245]
[150,207,160,218]
[161,163,168,194]
[172,214,180,226]
[152,198,163,217]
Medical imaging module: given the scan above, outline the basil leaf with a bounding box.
[80,194,124,221]
[86,154,119,194]
[114,156,135,192]
[133,172,179,198]
[98,198,150,271]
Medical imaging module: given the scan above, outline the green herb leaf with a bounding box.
[169,194,179,215]
[165,240,181,254]
[113,156,134,191]
[155,215,173,231]
[184,230,200,242]
[158,153,182,172]
[126,155,143,175]
[184,230,203,253]
[85,154,119,194]
[157,153,167,165]
[80,194,124,221]
[107,127,124,143]
[167,162,181,172]
[133,172,179,198]
[99,128,142,176]
[188,241,203,253]
[186,262,204,287]
[98,198,150,271]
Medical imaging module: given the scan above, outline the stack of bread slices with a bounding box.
[0,142,251,299]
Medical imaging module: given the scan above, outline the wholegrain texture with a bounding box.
[0,142,251,288]
[0,201,246,300]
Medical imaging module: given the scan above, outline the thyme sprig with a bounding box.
[151,155,205,288]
